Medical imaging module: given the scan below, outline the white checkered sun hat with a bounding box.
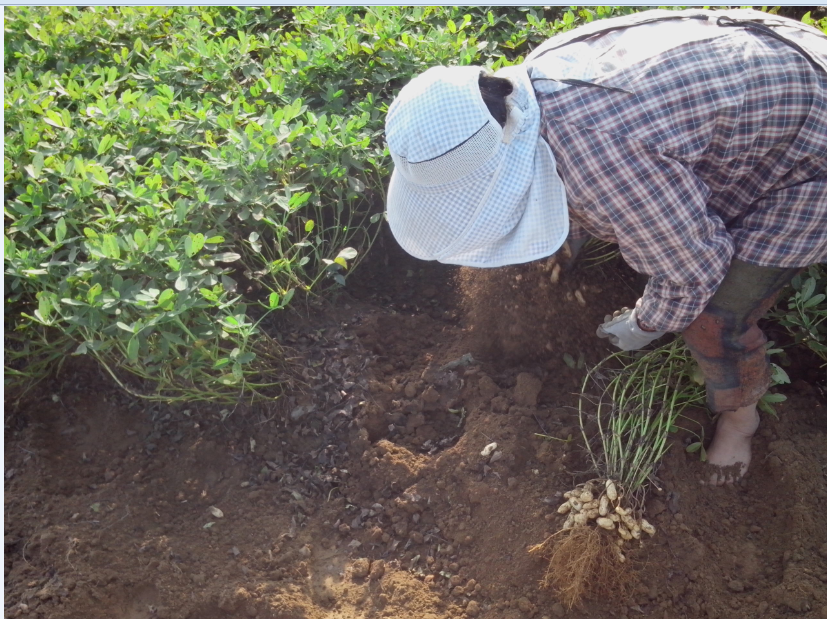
[385,64,569,268]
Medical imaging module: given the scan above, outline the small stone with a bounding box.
[404,383,418,398]
[466,600,481,617]
[551,602,566,617]
[727,580,745,593]
[507,477,518,489]
[410,531,424,544]
[480,443,498,458]
[104,469,116,482]
[351,558,371,579]
[452,586,465,597]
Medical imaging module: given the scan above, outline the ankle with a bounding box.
[718,404,760,436]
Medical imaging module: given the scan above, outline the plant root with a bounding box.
[529,526,634,609]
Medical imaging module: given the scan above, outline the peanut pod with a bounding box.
[605,480,618,502]
[617,525,633,541]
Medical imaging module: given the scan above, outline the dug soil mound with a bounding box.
[5,242,827,619]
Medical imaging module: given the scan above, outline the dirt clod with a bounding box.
[514,373,543,407]
[369,559,385,580]
[351,558,371,579]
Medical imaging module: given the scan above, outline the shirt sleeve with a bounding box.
[554,125,735,332]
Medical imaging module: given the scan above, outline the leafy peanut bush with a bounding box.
[3,6,668,403]
[772,265,827,365]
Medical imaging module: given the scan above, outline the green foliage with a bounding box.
[579,339,705,500]
[771,265,827,364]
[801,10,827,34]
[5,6,662,402]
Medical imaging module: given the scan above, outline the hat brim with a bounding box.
[388,136,569,268]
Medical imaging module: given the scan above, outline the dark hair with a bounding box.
[479,74,513,127]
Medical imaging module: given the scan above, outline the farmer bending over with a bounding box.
[383,9,827,485]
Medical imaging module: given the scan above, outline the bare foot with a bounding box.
[705,404,760,486]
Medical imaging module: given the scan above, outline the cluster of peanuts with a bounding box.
[557,480,656,562]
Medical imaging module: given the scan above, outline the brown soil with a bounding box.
[5,240,827,619]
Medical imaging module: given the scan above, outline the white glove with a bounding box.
[596,307,666,351]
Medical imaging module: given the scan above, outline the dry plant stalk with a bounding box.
[529,526,633,609]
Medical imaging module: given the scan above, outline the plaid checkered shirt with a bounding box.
[536,29,827,332]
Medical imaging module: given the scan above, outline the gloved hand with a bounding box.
[596,307,666,351]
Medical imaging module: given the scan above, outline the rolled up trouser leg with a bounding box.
[682,259,800,413]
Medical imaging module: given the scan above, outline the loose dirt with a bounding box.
[5,237,827,619]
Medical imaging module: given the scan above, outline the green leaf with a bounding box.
[127,336,140,362]
[200,288,219,302]
[803,293,825,309]
[45,109,64,128]
[799,277,816,303]
[32,152,44,178]
[770,363,790,386]
[237,352,256,365]
[685,442,702,454]
[54,218,67,244]
[337,247,357,261]
[157,288,175,309]
[213,252,241,263]
[133,229,148,250]
[97,134,116,155]
[185,233,205,257]
[37,294,52,323]
[175,275,188,291]
[102,234,121,260]
[304,220,315,233]
[87,283,103,304]
[268,292,280,308]
[205,236,225,244]
[4,235,16,260]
